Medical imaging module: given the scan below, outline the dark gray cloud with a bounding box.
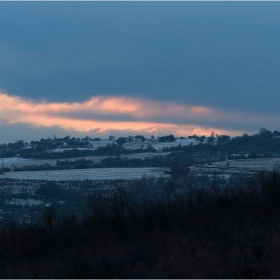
[0,2,280,142]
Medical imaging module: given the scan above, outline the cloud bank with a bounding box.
[0,92,279,142]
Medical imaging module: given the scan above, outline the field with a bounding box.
[51,138,197,152]
[191,157,280,176]
[0,167,169,181]
[2,139,280,226]
[122,138,197,150]
[3,155,280,182]
[1,152,170,169]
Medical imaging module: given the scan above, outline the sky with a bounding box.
[0,2,280,143]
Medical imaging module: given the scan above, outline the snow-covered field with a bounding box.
[1,152,171,169]
[53,138,198,151]
[52,147,96,153]
[1,138,196,169]
[52,139,115,152]
[1,156,106,168]
[123,138,198,150]
[1,157,34,167]
[6,198,43,206]
[88,139,115,149]
[191,158,280,176]
[87,138,198,151]
[0,167,170,181]
[120,151,170,159]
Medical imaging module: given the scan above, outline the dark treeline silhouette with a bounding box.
[1,171,280,277]
[158,134,176,142]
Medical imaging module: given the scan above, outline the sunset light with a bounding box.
[0,92,256,138]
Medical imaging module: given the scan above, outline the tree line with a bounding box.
[1,171,280,277]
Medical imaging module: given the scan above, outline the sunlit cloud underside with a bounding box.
[0,92,277,138]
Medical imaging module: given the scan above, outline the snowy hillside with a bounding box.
[123,138,198,151]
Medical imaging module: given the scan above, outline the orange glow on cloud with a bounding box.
[16,115,240,137]
[0,93,213,120]
[0,91,275,137]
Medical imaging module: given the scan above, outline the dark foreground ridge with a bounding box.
[1,171,280,278]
